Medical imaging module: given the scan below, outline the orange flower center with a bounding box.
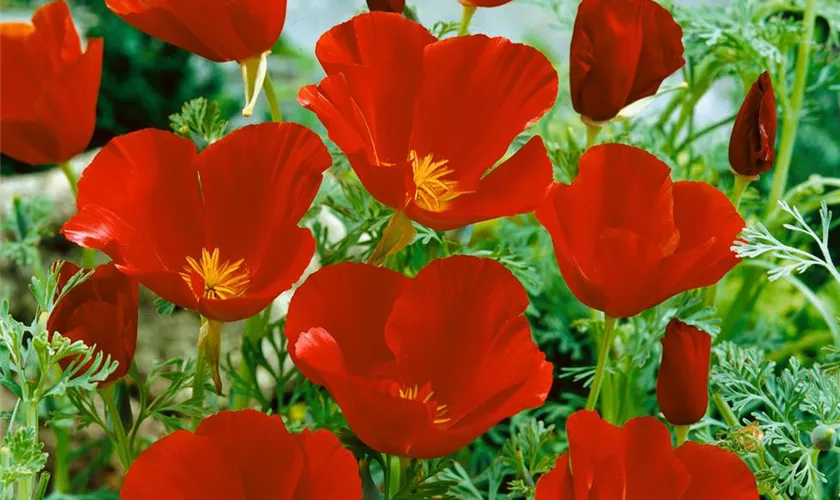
[179,248,250,300]
[398,383,451,425]
[410,150,464,212]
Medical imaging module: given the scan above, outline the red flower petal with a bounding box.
[408,35,557,182]
[728,71,777,176]
[622,416,691,498]
[385,256,551,425]
[460,0,514,6]
[285,263,408,384]
[292,429,364,499]
[367,0,406,13]
[565,410,624,498]
[535,454,575,500]
[105,0,286,62]
[570,0,684,122]
[656,319,712,426]
[0,1,101,165]
[48,262,138,383]
[62,129,203,309]
[675,442,759,500]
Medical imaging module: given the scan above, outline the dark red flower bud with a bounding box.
[728,71,777,178]
[656,319,711,426]
[47,262,138,384]
[367,0,406,13]
[0,0,102,165]
[569,0,684,123]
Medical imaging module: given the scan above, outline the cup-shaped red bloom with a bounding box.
[0,0,102,165]
[299,12,557,231]
[367,0,406,13]
[285,256,553,458]
[656,319,712,426]
[536,144,744,318]
[535,410,758,499]
[104,0,286,63]
[729,71,777,178]
[570,0,684,123]
[61,123,330,323]
[47,262,138,384]
[121,409,361,499]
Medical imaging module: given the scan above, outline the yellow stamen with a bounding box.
[397,384,451,425]
[180,248,250,300]
[410,150,465,212]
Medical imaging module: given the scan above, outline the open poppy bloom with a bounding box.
[285,255,553,458]
[48,262,138,384]
[299,13,557,234]
[570,0,684,123]
[657,319,712,426]
[62,123,330,389]
[535,411,758,499]
[106,0,287,115]
[0,0,102,165]
[536,143,744,319]
[121,409,361,499]
[729,71,777,178]
[367,0,406,13]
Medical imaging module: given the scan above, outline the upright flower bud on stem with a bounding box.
[657,319,712,431]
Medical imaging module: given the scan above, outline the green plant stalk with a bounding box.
[458,5,477,36]
[712,392,738,427]
[767,0,817,211]
[232,306,271,410]
[51,424,70,493]
[730,174,752,211]
[768,332,832,361]
[262,75,283,123]
[192,351,207,429]
[585,316,617,411]
[58,161,78,198]
[101,387,133,471]
[584,123,601,150]
[674,425,690,446]
[18,399,39,500]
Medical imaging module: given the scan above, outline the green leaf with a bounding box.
[0,426,48,488]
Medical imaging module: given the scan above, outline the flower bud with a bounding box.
[728,71,777,178]
[367,0,405,12]
[656,319,711,426]
[811,425,837,452]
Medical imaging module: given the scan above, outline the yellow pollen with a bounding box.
[398,384,451,425]
[410,150,464,212]
[180,248,250,300]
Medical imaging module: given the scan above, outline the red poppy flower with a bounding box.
[534,410,759,499]
[121,409,361,499]
[285,255,553,458]
[62,122,329,323]
[0,0,102,166]
[367,0,406,13]
[47,262,138,384]
[459,0,514,6]
[570,0,684,123]
[536,144,744,318]
[299,12,557,232]
[729,71,777,178]
[104,0,285,63]
[656,319,711,426]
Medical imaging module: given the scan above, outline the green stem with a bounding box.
[192,351,207,429]
[58,161,78,198]
[673,113,737,154]
[767,0,817,211]
[768,332,832,361]
[585,316,617,411]
[712,392,739,427]
[52,424,70,493]
[674,425,690,446]
[584,123,602,150]
[262,75,283,123]
[18,400,38,500]
[101,387,133,471]
[232,306,271,410]
[458,5,477,36]
[730,174,752,211]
